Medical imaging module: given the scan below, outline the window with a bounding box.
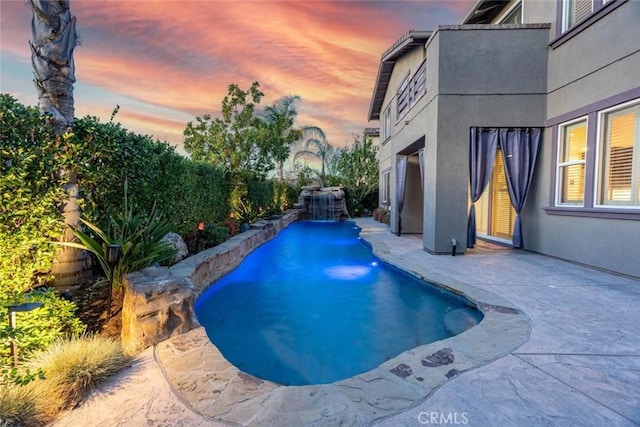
[382,169,391,206]
[562,0,615,32]
[397,73,410,119]
[563,0,593,31]
[597,101,640,207]
[500,2,522,24]
[557,119,587,205]
[383,106,391,141]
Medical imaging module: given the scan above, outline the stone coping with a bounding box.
[153,222,531,425]
[169,210,302,296]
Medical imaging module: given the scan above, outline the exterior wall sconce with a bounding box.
[7,302,44,366]
[106,244,122,320]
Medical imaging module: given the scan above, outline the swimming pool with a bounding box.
[195,221,482,386]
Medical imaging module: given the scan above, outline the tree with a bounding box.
[259,96,302,181]
[30,0,91,287]
[335,135,379,214]
[184,82,272,178]
[293,126,337,186]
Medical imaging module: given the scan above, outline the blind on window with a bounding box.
[569,0,593,28]
[602,109,637,204]
[559,120,587,204]
[491,150,515,239]
[561,164,585,203]
[562,122,586,162]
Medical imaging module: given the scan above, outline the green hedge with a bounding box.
[0,95,85,372]
[71,115,231,235]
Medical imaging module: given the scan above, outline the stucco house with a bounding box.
[368,0,639,278]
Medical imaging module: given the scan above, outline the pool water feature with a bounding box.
[195,221,483,386]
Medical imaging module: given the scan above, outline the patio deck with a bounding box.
[52,217,640,426]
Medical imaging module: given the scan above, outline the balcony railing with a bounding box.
[397,59,426,120]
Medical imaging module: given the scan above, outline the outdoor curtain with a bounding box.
[396,156,408,235]
[467,128,498,248]
[418,148,425,191]
[467,127,542,249]
[498,128,541,248]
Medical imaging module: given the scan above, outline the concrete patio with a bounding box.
[53,217,640,426]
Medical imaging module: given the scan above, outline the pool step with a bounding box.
[444,307,482,335]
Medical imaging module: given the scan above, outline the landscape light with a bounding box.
[7,302,44,366]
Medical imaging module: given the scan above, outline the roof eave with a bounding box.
[461,0,511,25]
[461,0,486,24]
[368,30,432,121]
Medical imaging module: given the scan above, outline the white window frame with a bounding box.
[562,0,593,32]
[383,105,392,141]
[594,99,640,209]
[561,0,615,33]
[556,117,588,206]
[382,169,391,206]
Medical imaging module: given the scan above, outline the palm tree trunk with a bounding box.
[30,0,92,288]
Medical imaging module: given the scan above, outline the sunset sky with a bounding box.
[0,1,473,155]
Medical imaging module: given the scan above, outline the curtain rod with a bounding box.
[399,148,424,157]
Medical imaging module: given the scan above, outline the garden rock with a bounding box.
[162,232,189,262]
[121,266,195,355]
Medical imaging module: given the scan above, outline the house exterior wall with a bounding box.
[370,0,639,277]
[523,0,640,277]
[379,44,429,233]
[424,26,549,253]
[520,0,556,32]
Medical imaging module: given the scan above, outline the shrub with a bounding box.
[0,288,85,386]
[334,136,379,215]
[0,288,85,356]
[71,115,231,236]
[1,95,87,377]
[0,94,79,343]
[202,223,230,248]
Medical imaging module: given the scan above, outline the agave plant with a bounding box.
[57,199,176,292]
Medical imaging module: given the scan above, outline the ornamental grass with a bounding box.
[0,335,130,426]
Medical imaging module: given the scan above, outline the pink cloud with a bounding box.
[2,0,473,150]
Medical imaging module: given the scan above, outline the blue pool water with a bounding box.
[195,221,481,385]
